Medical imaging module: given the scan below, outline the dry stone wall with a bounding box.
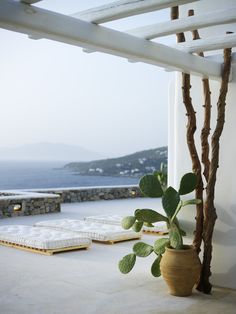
[0,185,142,219]
[0,192,61,219]
[31,185,142,203]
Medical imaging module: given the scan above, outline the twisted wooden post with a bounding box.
[197,47,232,293]
[171,7,204,254]
[188,9,211,183]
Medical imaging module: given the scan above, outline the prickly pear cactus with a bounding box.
[118,172,201,277]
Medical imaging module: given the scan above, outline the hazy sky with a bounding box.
[0,0,173,157]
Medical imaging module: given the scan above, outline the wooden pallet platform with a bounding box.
[94,236,141,245]
[0,240,90,255]
[143,230,169,235]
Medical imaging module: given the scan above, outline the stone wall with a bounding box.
[30,185,142,203]
[0,192,61,219]
[0,185,142,219]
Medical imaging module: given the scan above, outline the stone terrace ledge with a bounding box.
[25,185,142,203]
[0,185,141,218]
[0,190,60,219]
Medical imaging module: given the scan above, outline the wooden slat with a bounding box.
[143,230,169,235]
[127,8,236,39]
[174,33,236,53]
[94,236,141,245]
[71,0,199,24]
[0,0,222,79]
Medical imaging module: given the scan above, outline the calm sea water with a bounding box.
[0,161,138,190]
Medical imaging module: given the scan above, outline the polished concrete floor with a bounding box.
[0,198,235,314]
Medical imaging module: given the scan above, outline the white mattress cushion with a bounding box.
[84,215,123,226]
[0,225,91,250]
[84,215,168,233]
[35,219,141,242]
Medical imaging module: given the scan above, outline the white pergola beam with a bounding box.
[174,33,236,53]
[0,0,221,79]
[127,7,236,39]
[20,0,42,3]
[164,52,236,74]
[206,52,236,64]
[71,0,199,24]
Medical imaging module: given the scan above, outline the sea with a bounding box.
[0,161,139,190]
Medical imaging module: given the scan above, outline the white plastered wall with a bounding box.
[168,0,236,289]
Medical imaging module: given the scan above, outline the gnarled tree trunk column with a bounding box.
[197,47,232,293]
[171,6,204,255]
[188,9,211,183]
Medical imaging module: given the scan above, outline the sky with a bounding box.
[0,0,173,158]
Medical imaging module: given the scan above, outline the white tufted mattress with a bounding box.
[84,215,168,233]
[0,225,91,250]
[84,215,123,226]
[35,219,141,242]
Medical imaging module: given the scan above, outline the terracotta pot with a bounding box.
[160,245,201,296]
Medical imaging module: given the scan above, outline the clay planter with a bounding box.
[160,245,201,296]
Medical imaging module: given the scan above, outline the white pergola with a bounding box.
[0,0,236,80]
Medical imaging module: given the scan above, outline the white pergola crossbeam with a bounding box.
[127,8,236,39]
[206,52,236,64]
[20,0,42,3]
[71,0,199,24]
[174,33,236,53]
[0,0,222,79]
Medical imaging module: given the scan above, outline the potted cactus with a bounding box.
[118,172,201,296]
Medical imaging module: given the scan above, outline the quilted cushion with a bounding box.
[0,225,91,249]
[84,215,168,233]
[35,219,141,242]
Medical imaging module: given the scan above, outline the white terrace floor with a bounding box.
[0,198,236,314]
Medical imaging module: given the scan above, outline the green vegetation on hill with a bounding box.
[64,146,167,178]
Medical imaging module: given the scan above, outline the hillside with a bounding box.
[64,146,167,178]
